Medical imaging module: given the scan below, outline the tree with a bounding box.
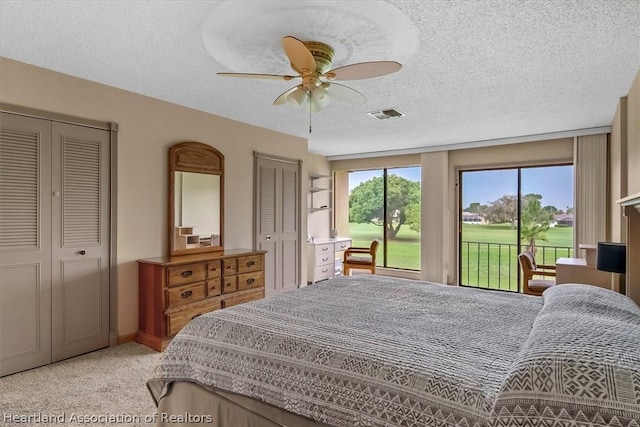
[520,193,552,255]
[349,174,420,239]
[465,202,481,213]
[485,194,517,227]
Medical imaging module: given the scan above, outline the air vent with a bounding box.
[366,108,405,120]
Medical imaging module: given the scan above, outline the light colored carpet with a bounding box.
[0,342,160,426]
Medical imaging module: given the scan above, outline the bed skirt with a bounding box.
[157,381,331,427]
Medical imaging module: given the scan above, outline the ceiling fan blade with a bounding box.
[217,72,297,81]
[282,36,316,74]
[273,86,299,105]
[326,61,402,81]
[325,83,367,105]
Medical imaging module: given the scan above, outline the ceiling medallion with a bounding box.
[202,1,419,132]
[202,1,419,75]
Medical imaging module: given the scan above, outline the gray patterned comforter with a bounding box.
[148,276,640,426]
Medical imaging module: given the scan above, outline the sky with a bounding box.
[462,165,574,210]
[348,165,573,211]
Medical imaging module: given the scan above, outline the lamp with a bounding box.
[596,242,627,294]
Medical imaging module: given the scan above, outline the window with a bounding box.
[348,167,421,270]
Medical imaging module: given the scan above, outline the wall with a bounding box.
[610,69,640,304]
[422,152,449,284]
[627,70,640,195]
[0,57,308,338]
[609,98,628,242]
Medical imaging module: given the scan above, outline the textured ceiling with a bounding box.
[1,0,638,158]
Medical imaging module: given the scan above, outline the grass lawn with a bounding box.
[348,222,573,291]
[348,222,420,270]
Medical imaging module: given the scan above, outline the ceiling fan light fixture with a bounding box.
[287,86,308,108]
[310,87,330,112]
[218,36,402,119]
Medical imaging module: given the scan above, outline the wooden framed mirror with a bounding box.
[169,141,224,255]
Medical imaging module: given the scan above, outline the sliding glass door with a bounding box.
[459,164,573,292]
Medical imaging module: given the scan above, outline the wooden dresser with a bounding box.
[137,248,266,351]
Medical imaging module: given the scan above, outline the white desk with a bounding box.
[307,237,352,284]
[556,257,612,289]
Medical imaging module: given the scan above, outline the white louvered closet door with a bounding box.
[51,122,109,362]
[0,113,53,376]
[0,114,110,376]
[255,156,300,295]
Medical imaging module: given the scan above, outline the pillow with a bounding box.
[490,285,640,426]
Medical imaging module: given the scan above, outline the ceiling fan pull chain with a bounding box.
[309,90,312,134]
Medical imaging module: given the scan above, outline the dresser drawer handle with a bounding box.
[181,271,193,278]
[181,290,193,298]
[246,278,255,285]
[321,247,329,252]
[322,257,329,262]
[246,260,255,267]
[321,268,329,273]
[225,282,233,287]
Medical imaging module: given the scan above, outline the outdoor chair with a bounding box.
[343,240,379,276]
[518,250,557,296]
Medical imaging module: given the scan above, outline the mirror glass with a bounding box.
[173,172,221,251]
[169,141,224,255]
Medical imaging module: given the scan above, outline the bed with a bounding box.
[147,275,640,426]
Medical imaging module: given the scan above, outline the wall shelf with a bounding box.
[308,173,332,213]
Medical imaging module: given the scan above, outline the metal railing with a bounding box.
[460,241,573,292]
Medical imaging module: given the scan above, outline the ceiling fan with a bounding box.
[217,36,402,114]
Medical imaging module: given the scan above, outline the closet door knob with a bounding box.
[78,250,87,256]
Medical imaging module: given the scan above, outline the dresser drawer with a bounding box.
[222,289,264,308]
[207,278,221,297]
[166,299,221,336]
[167,281,206,308]
[335,240,352,252]
[237,255,263,274]
[207,260,222,278]
[223,258,237,275]
[315,253,333,267]
[167,263,206,287]
[314,264,333,281]
[222,275,238,293]
[238,271,264,291]
[314,243,334,255]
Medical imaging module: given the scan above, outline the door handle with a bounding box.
[266,235,271,240]
[78,250,87,256]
